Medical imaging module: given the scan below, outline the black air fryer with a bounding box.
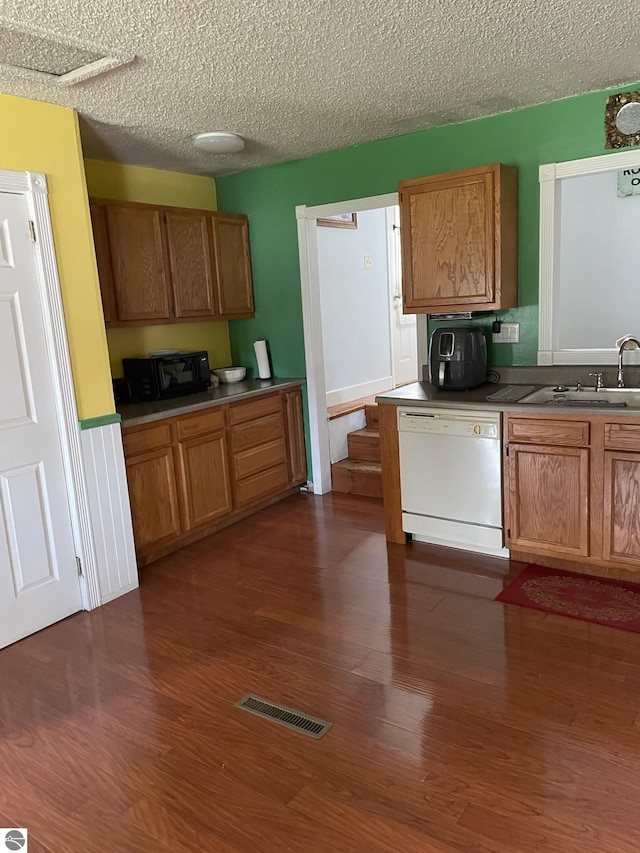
[429,326,487,390]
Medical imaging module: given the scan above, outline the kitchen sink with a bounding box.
[520,386,640,408]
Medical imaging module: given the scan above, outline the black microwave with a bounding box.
[122,351,211,401]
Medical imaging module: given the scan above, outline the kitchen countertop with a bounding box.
[376,381,640,416]
[118,377,305,427]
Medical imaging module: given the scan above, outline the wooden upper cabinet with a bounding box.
[89,202,117,326]
[399,163,518,314]
[105,204,171,322]
[165,210,217,319]
[211,213,255,317]
[89,199,255,326]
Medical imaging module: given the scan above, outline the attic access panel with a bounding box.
[0,21,134,86]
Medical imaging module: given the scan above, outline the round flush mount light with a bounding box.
[192,131,245,154]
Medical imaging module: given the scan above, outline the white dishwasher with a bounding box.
[398,407,507,557]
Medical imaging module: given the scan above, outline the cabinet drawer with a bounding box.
[122,422,172,456]
[176,408,225,441]
[234,463,289,508]
[233,438,287,481]
[604,422,640,452]
[231,412,284,452]
[507,418,589,447]
[229,393,282,425]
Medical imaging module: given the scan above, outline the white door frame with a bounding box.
[296,192,428,494]
[1,170,100,609]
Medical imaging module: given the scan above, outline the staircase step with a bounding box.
[331,459,383,499]
[365,405,380,428]
[347,428,380,462]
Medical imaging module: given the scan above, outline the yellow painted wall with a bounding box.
[84,159,232,376]
[0,94,114,419]
[84,159,218,209]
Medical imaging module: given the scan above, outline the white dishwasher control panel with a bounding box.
[398,408,500,439]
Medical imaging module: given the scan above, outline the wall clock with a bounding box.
[605,90,640,148]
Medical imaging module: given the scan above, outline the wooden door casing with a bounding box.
[507,443,590,557]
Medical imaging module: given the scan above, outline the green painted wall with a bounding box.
[217,82,640,376]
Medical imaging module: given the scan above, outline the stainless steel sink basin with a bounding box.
[520,386,640,408]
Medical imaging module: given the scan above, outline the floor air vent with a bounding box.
[236,694,332,739]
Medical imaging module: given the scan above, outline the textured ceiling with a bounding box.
[1,1,639,176]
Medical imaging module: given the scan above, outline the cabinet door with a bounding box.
[284,389,307,485]
[399,163,517,314]
[106,204,170,322]
[401,170,494,311]
[125,447,181,550]
[603,450,640,566]
[507,443,589,557]
[165,210,218,319]
[176,432,233,530]
[211,213,255,317]
[89,203,117,326]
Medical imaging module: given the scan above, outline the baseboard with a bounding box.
[325,376,392,407]
[137,485,305,567]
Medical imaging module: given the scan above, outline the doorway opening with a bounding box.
[296,193,428,495]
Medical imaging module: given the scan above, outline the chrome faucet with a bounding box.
[617,335,640,387]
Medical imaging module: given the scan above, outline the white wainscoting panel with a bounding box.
[80,421,138,603]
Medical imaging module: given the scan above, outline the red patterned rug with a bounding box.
[496,564,640,633]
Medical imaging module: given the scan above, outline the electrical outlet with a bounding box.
[364,255,372,269]
[492,322,520,343]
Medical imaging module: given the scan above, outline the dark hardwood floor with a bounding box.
[3,492,640,851]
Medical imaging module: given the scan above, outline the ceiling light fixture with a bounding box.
[192,131,245,154]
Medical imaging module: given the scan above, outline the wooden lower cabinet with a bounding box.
[176,432,232,530]
[284,388,307,485]
[229,394,291,509]
[603,450,640,566]
[125,446,181,550]
[505,413,640,580]
[507,443,589,557]
[122,387,306,563]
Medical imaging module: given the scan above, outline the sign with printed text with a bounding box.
[0,829,27,851]
[617,168,640,196]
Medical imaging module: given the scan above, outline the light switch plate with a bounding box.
[492,323,520,343]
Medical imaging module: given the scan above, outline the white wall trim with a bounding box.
[326,375,393,407]
[80,422,138,604]
[385,207,400,386]
[2,170,102,610]
[538,149,640,366]
[296,192,398,494]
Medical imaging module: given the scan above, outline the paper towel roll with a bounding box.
[253,339,271,379]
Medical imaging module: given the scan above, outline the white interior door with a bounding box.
[387,206,417,386]
[0,190,82,649]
